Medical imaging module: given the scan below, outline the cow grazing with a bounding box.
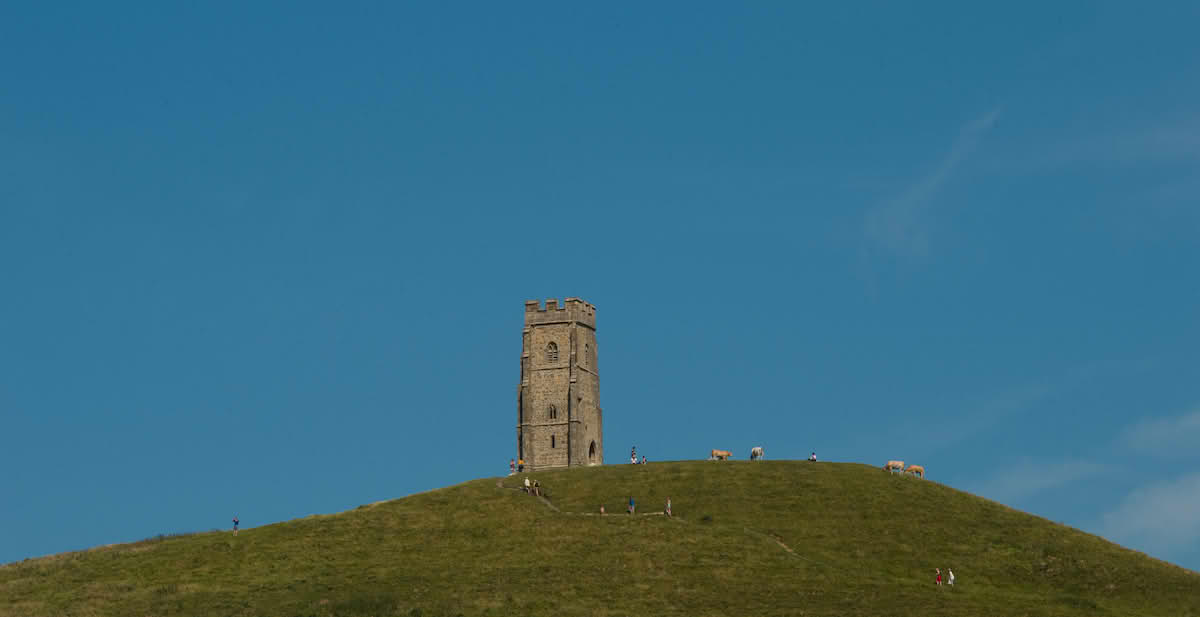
[750,446,765,461]
[883,460,904,473]
[710,449,732,461]
[905,464,925,478]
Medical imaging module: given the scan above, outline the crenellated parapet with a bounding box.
[524,297,597,328]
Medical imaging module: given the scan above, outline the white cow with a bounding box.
[750,446,765,461]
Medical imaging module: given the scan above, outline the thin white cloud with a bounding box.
[1101,472,1200,557]
[896,363,1116,457]
[1118,408,1200,457]
[864,108,1000,257]
[972,458,1106,504]
[976,114,1200,187]
[890,380,1052,458]
[1017,116,1200,171]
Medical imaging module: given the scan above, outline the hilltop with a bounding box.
[2,461,1197,616]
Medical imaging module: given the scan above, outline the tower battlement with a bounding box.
[523,297,596,328]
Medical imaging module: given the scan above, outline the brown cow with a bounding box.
[883,460,905,473]
[904,464,925,478]
[710,449,732,461]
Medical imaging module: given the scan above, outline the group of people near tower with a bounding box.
[521,476,542,496]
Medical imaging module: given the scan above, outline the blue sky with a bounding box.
[2,2,1198,572]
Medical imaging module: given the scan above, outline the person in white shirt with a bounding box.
[524,477,531,493]
[948,569,955,586]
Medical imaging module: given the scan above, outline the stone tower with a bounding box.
[517,298,602,470]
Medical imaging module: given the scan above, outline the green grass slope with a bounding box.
[2,461,1197,617]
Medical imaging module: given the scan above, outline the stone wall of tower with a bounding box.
[518,298,602,471]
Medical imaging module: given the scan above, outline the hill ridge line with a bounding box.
[5,461,1200,616]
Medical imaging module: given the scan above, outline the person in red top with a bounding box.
[935,568,942,585]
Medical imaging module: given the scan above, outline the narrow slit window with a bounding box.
[548,405,557,420]
[551,434,556,448]
[584,344,590,368]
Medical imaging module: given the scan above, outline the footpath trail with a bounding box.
[495,477,671,518]
[495,476,828,567]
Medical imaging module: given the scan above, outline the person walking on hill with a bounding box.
[809,452,817,462]
[533,480,541,497]
[600,504,605,515]
[232,515,239,536]
[518,458,525,472]
[628,496,636,515]
[665,497,672,518]
[524,477,531,493]
[509,459,515,475]
[948,569,955,586]
[641,455,646,465]
[935,568,942,586]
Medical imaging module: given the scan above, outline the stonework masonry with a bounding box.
[517,298,602,470]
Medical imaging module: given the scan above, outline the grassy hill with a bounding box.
[2,461,1197,617]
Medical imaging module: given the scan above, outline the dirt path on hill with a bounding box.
[495,477,678,519]
[743,527,797,554]
[496,477,823,564]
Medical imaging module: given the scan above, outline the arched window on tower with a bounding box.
[546,341,558,363]
[548,404,557,420]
